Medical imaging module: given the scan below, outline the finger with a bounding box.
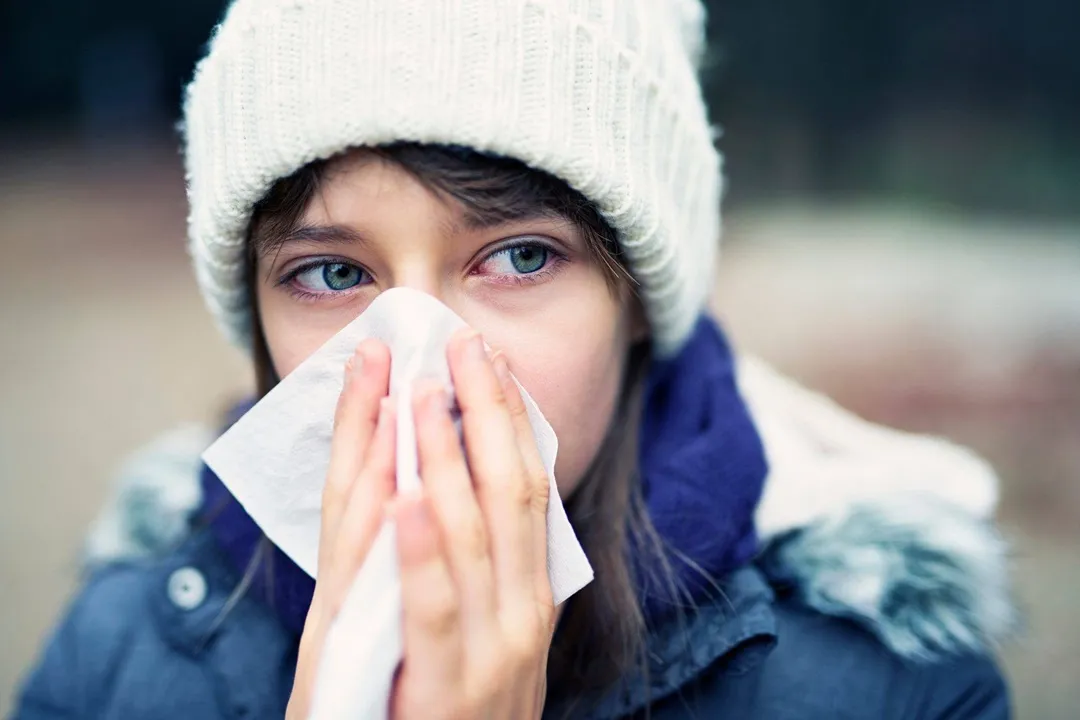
[326,396,396,614]
[447,330,533,607]
[322,340,391,570]
[413,378,496,634]
[491,353,552,606]
[395,491,463,702]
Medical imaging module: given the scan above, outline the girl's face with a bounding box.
[254,152,640,497]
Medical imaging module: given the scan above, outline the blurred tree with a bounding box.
[703,0,1079,215]
[0,0,224,132]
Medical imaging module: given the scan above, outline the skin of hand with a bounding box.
[286,328,555,719]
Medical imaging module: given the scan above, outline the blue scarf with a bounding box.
[199,316,767,633]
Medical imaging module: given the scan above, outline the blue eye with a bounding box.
[292,261,368,292]
[508,246,547,273]
[484,244,551,275]
[323,263,363,290]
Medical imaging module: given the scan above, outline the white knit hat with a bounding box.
[183,0,721,357]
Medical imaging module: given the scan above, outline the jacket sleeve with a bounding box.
[10,565,147,720]
[917,654,1011,720]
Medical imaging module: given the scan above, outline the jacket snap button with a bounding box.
[167,566,208,610]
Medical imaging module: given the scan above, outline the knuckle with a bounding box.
[486,376,510,409]
[430,426,461,463]
[503,616,543,661]
[364,438,394,475]
[512,474,534,511]
[530,469,551,511]
[322,577,348,619]
[464,673,500,713]
[423,584,460,637]
[453,513,490,561]
[321,468,352,509]
[537,600,556,636]
[506,636,538,670]
[321,479,347,514]
[450,695,479,720]
[506,388,529,419]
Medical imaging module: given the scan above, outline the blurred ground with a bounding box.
[1,146,1078,717]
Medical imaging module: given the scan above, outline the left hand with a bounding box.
[389,328,556,720]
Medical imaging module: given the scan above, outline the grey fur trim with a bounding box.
[759,493,1017,661]
[84,425,212,566]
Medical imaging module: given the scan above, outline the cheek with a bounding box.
[484,293,631,498]
[258,291,347,378]
[542,354,623,498]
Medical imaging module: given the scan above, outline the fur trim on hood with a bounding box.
[84,358,1015,662]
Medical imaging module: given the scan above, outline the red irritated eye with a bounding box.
[474,240,566,284]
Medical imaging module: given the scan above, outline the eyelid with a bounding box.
[474,237,560,270]
[276,255,366,284]
[478,235,565,262]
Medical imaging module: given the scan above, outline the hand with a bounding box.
[391,328,555,720]
[287,338,395,720]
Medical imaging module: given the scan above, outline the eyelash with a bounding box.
[276,239,568,301]
[475,240,567,286]
[276,258,372,302]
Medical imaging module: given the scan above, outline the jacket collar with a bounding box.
[549,566,777,720]
[147,530,296,717]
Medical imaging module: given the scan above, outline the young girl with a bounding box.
[15,1,1013,718]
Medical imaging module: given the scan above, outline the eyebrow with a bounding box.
[456,207,572,234]
[255,224,370,260]
[256,209,574,263]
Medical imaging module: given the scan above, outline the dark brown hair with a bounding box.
[244,143,679,706]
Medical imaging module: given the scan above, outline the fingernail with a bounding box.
[492,352,511,384]
[456,329,484,360]
[343,355,355,386]
[413,379,445,415]
[358,343,377,376]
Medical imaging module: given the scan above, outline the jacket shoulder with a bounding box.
[12,534,288,720]
[765,599,1008,719]
[653,598,1010,720]
[15,561,161,718]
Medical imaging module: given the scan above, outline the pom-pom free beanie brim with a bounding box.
[183,0,722,357]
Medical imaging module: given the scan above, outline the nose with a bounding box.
[380,258,470,319]
[385,268,443,304]
[378,272,481,334]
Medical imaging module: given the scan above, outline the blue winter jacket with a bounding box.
[13,526,1009,719]
[13,514,1011,718]
[12,375,1016,719]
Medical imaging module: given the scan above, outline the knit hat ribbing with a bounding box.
[183,0,721,357]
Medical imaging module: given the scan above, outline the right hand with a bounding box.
[286,338,395,720]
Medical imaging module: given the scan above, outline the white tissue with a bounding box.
[202,287,593,719]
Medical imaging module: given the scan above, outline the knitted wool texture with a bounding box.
[183,0,721,357]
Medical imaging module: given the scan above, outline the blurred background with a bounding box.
[1,0,1077,716]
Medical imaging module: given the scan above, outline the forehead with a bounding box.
[307,149,575,233]
[312,153,452,220]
